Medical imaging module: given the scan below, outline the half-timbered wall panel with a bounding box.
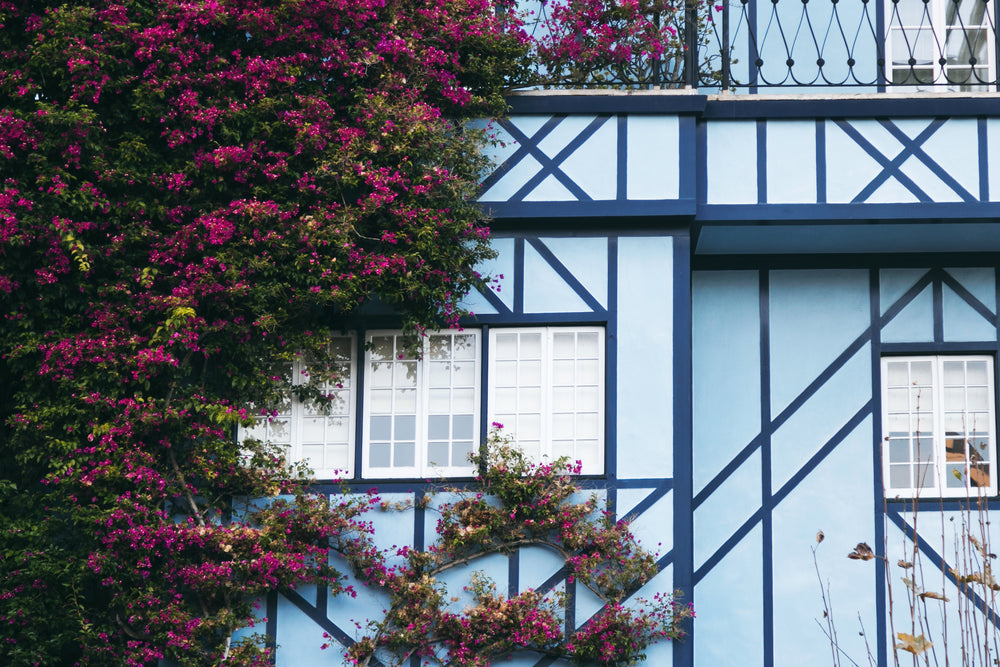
[692,265,1000,667]
[268,230,687,666]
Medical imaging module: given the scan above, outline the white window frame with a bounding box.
[881,355,997,498]
[885,0,996,90]
[362,330,482,479]
[240,335,357,480]
[487,326,605,475]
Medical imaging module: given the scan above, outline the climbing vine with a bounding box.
[341,434,692,667]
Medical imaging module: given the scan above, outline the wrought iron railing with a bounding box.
[514,0,999,91]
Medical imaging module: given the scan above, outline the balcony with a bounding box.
[512,0,998,92]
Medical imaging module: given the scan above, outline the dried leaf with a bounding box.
[897,559,913,569]
[896,633,932,655]
[918,591,949,601]
[847,543,875,561]
[816,530,825,544]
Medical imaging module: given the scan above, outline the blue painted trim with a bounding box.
[672,234,695,667]
[619,484,672,524]
[469,312,609,325]
[941,269,998,322]
[479,116,560,193]
[886,509,1000,630]
[564,578,577,640]
[816,120,826,204]
[759,271,774,667]
[700,97,1000,119]
[508,116,611,202]
[266,592,278,657]
[481,199,698,219]
[527,238,607,313]
[281,590,363,660]
[616,478,675,489]
[869,269,887,667]
[471,283,513,316]
[680,115,698,202]
[694,116,709,254]
[480,325,490,449]
[695,403,873,583]
[879,120,976,203]
[694,507,764,584]
[514,238,524,315]
[353,331,367,480]
[413,491,426,551]
[606,236,619,484]
[693,252,1000,271]
[694,202,1000,222]
[981,118,990,201]
[508,552,519,598]
[616,115,627,201]
[693,264,913,508]
[835,119,938,203]
[309,477,615,495]
[756,120,767,204]
[933,268,945,342]
[887,498,1000,511]
[506,93,708,115]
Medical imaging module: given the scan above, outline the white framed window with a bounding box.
[886,0,996,90]
[240,335,357,479]
[362,330,481,478]
[488,327,605,475]
[882,355,997,498]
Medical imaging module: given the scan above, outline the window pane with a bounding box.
[394,362,417,387]
[429,335,451,360]
[453,335,477,360]
[968,387,989,410]
[552,387,575,411]
[886,361,909,386]
[453,414,474,439]
[552,360,575,385]
[889,463,911,489]
[911,361,933,385]
[394,389,416,412]
[519,360,542,385]
[578,332,600,357]
[552,332,576,358]
[887,388,909,411]
[946,462,966,488]
[370,362,392,388]
[429,361,451,387]
[452,360,475,386]
[494,333,517,358]
[370,415,391,441]
[520,333,542,357]
[892,0,932,25]
[453,387,476,413]
[452,441,473,467]
[369,442,390,467]
[943,360,965,385]
[427,441,450,467]
[394,442,415,467]
[428,414,450,440]
[968,361,989,385]
[889,438,911,463]
[370,336,394,361]
[395,415,416,441]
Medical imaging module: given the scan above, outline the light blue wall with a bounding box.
[693,265,1000,667]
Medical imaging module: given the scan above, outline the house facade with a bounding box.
[261,1,1000,664]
